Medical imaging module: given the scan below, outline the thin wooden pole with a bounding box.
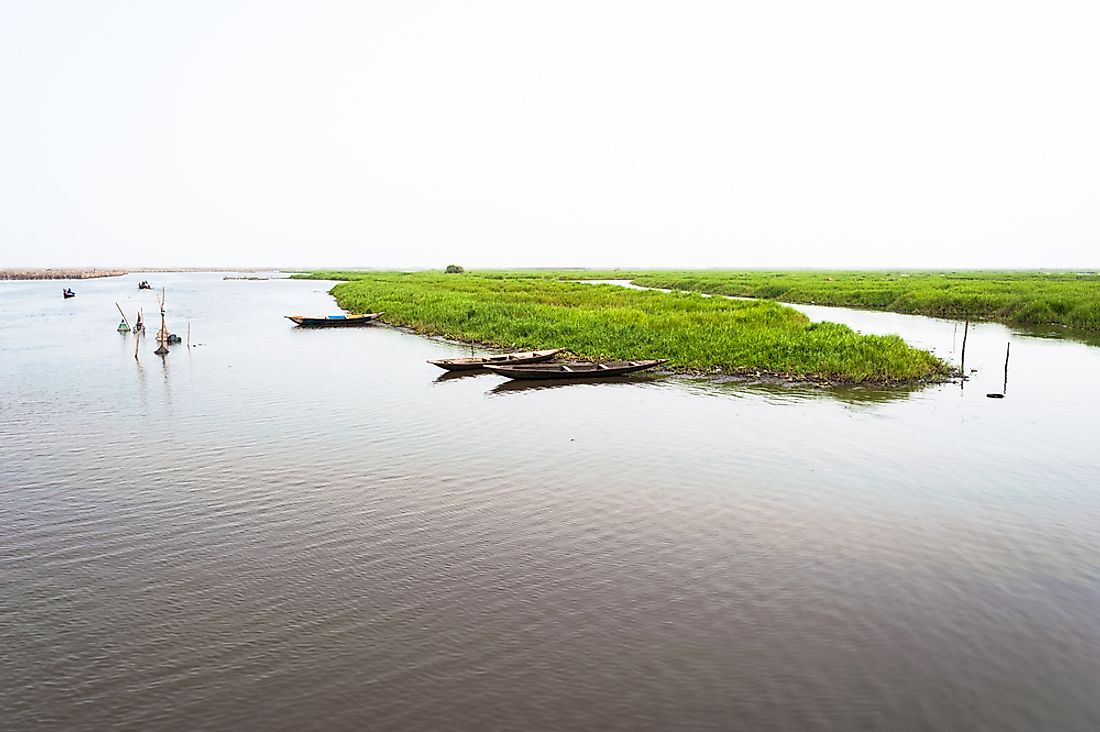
[134,323,141,359]
[1003,341,1011,394]
[187,322,191,348]
[960,318,969,377]
[115,302,131,330]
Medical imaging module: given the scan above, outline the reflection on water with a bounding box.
[432,369,487,383]
[680,376,919,406]
[487,374,667,395]
[2,272,1100,731]
[442,367,913,404]
[1011,323,1100,348]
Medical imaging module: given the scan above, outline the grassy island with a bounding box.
[300,271,949,385]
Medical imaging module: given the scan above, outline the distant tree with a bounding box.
[444,264,465,274]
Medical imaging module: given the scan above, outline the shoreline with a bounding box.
[384,320,955,389]
[0,268,128,280]
[1,267,284,280]
[315,272,952,386]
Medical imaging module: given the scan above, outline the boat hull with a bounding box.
[286,312,383,327]
[428,349,563,371]
[485,359,666,380]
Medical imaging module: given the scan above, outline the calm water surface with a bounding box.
[2,273,1098,731]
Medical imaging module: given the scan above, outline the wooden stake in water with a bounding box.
[960,318,970,378]
[154,288,170,356]
[986,341,1011,398]
[187,322,191,348]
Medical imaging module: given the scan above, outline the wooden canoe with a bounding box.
[427,348,563,371]
[484,359,666,380]
[285,312,383,327]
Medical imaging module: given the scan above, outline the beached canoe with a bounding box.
[484,359,666,380]
[428,348,563,371]
[285,312,383,327]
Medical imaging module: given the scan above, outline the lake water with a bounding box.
[2,272,1098,731]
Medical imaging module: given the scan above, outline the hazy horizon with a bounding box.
[3,1,1098,269]
[5,264,1100,273]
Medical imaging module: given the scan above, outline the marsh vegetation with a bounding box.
[301,271,949,384]
[562,270,1099,331]
[440,269,1098,331]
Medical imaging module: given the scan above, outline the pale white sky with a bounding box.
[1,0,1097,269]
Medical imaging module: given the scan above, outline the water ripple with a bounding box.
[2,273,1100,731]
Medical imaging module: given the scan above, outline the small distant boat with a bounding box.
[285,312,384,327]
[138,280,152,290]
[485,359,666,380]
[62,288,75,299]
[428,348,563,372]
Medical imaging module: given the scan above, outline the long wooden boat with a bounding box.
[285,312,383,327]
[428,348,563,371]
[485,359,666,380]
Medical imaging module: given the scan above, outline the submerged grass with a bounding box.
[300,271,949,384]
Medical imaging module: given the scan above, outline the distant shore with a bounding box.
[0,268,128,280]
[1,267,283,280]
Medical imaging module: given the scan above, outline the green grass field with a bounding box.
[610,270,1100,330]
[300,271,949,384]
[394,269,1100,330]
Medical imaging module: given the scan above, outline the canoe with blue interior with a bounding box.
[285,312,383,327]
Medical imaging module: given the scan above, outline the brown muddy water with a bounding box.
[2,272,1098,731]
